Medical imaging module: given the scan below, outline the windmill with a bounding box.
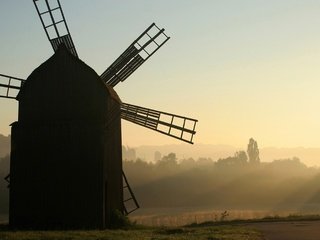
[0,0,198,229]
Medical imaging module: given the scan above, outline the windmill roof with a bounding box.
[17,44,121,103]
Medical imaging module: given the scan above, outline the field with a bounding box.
[0,224,263,240]
[129,207,320,226]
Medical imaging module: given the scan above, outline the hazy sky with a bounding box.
[1,1,320,148]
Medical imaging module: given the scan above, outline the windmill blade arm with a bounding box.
[121,102,197,144]
[33,0,78,57]
[0,74,25,99]
[101,23,170,87]
[122,170,139,215]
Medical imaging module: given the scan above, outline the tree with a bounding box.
[216,151,247,167]
[234,151,248,164]
[156,152,178,167]
[247,138,260,164]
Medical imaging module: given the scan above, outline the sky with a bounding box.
[1,0,320,149]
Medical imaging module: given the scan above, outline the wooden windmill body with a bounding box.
[0,0,198,229]
[10,45,123,228]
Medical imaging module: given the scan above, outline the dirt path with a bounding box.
[246,221,320,240]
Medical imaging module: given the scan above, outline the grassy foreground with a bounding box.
[0,224,263,240]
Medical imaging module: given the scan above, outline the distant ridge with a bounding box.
[261,147,320,167]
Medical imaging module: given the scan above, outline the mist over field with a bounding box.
[123,153,320,211]
[125,147,320,225]
[1,135,320,225]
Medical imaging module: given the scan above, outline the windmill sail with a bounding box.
[33,0,78,57]
[121,102,197,144]
[122,171,139,215]
[0,74,25,99]
[101,23,170,87]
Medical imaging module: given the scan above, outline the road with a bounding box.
[246,221,320,240]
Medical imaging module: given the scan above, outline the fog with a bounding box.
[124,153,320,211]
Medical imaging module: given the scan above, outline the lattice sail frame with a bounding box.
[33,0,78,57]
[0,74,25,99]
[122,171,139,215]
[121,102,197,144]
[100,23,170,87]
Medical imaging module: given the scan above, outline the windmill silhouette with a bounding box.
[0,0,198,229]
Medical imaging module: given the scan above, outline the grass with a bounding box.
[1,214,319,240]
[130,208,320,226]
[184,213,320,228]
[261,213,320,222]
[0,224,263,240]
